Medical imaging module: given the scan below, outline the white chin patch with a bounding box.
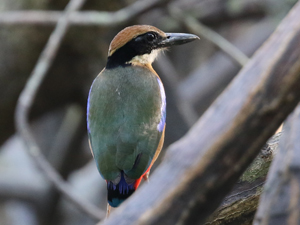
[129,49,160,65]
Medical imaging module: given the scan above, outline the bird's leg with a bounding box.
[143,171,150,183]
[106,203,111,218]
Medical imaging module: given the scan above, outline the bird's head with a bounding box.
[106,25,199,69]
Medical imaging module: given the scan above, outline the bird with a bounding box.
[86,25,199,214]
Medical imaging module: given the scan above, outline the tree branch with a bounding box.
[206,132,281,225]
[14,0,105,221]
[254,104,300,225]
[0,0,170,26]
[99,1,300,224]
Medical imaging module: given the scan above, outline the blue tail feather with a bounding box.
[107,171,135,207]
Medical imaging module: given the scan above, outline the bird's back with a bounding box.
[87,65,164,183]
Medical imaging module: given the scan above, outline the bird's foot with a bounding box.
[143,171,150,183]
[106,203,111,218]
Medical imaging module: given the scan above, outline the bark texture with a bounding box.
[206,133,281,225]
[254,104,300,225]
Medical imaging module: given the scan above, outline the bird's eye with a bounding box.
[146,33,156,42]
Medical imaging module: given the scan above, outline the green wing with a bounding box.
[87,66,163,181]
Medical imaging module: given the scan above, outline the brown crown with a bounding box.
[108,25,167,56]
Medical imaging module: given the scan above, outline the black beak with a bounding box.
[158,33,199,48]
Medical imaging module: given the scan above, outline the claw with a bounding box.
[106,203,111,218]
[143,171,150,183]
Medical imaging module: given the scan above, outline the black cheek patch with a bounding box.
[106,32,163,69]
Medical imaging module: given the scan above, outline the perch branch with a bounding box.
[0,0,170,26]
[206,131,281,225]
[99,2,300,224]
[14,0,105,221]
[254,104,300,225]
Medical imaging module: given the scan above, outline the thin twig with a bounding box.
[14,0,105,221]
[0,0,170,26]
[48,105,83,169]
[168,6,249,66]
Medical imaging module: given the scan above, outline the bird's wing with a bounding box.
[87,66,165,181]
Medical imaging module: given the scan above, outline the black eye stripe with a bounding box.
[107,32,161,68]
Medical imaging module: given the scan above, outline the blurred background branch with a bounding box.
[14,0,104,221]
[0,0,170,26]
[168,6,249,66]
